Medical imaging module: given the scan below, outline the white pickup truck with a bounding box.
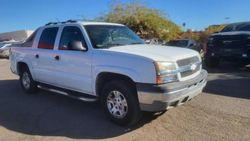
[10,20,207,126]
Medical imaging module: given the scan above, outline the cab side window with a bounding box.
[59,26,87,50]
[38,27,58,49]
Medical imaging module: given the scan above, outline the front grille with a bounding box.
[180,63,201,77]
[212,34,249,48]
[177,56,199,67]
[177,56,201,78]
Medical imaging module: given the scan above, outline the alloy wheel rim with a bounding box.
[106,90,128,119]
[22,72,31,89]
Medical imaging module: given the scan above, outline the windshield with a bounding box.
[221,23,250,32]
[84,25,144,49]
[237,23,250,31]
[221,24,235,32]
[166,40,189,47]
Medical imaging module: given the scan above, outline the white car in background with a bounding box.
[0,40,21,58]
[0,43,12,58]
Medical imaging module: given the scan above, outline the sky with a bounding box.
[0,0,250,33]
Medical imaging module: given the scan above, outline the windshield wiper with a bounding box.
[108,43,126,47]
[129,42,144,45]
[103,42,144,48]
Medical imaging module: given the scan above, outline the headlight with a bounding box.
[154,62,178,84]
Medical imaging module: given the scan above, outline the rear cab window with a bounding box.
[38,27,59,49]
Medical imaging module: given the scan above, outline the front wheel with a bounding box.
[100,80,141,126]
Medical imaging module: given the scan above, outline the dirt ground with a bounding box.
[0,59,250,141]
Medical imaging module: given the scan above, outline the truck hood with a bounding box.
[103,44,199,62]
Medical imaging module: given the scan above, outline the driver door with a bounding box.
[52,26,92,94]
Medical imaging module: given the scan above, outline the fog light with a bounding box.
[242,54,248,58]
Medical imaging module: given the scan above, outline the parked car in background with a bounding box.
[0,40,20,58]
[165,39,204,58]
[0,43,11,58]
[205,22,250,67]
[144,38,166,45]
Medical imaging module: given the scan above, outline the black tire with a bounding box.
[205,57,220,67]
[19,66,38,94]
[100,80,142,126]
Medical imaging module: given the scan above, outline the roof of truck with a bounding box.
[79,21,124,26]
[44,20,124,27]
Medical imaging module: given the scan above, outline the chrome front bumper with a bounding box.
[137,69,207,112]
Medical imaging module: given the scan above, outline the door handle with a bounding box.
[54,55,60,60]
[35,54,39,59]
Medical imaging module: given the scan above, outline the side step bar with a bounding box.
[37,85,97,102]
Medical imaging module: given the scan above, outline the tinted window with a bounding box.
[238,24,250,31]
[38,27,58,49]
[221,23,250,32]
[221,24,234,32]
[59,26,86,50]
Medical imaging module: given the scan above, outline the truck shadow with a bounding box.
[202,61,250,99]
[204,77,250,99]
[0,79,162,139]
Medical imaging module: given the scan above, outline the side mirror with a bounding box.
[68,41,87,51]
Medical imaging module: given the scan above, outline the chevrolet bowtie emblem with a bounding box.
[190,64,197,71]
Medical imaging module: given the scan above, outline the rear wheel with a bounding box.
[20,67,38,94]
[100,80,141,126]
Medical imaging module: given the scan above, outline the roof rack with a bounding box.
[45,22,57,26]
[45,19,78,26]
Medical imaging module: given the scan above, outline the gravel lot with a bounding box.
[0,59,250,141]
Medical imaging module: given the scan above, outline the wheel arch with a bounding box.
[17,62,28,75]
[16,61,35,78]
[95,72,137,96]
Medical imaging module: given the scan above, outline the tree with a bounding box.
[180,29,200,41]
[102,2,181,41]
[199,24,226,43]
